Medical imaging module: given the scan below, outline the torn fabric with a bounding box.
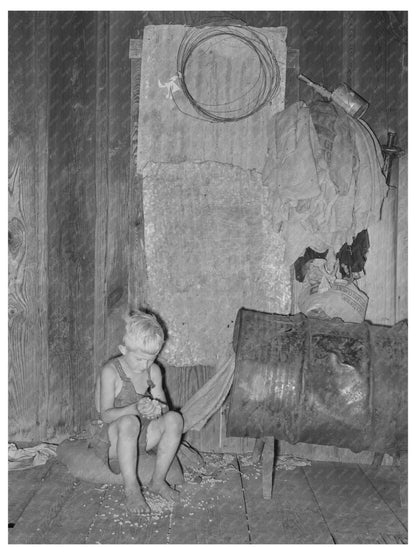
[181,343,235,433]
[263,101,386,266]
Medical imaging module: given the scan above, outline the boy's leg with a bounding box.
[108,415,151,514]
[146,411,183,501]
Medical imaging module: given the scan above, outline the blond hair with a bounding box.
[122,309,164,354]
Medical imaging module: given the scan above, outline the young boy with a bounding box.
[90,309,183,514]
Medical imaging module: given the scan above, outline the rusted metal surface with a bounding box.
[228,309,407,455]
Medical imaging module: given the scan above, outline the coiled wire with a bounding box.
[175,24,281,123]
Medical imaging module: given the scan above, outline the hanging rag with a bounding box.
[262,100,386,266]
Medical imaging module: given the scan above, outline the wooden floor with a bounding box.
[9,453,408,544]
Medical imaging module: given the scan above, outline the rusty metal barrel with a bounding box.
[227,308,407,455]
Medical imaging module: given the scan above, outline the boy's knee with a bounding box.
[163,411,183,434]
[117,415,141,437]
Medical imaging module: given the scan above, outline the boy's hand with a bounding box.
[137,397,162,419]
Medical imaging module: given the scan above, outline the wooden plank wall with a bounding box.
[46,12,97,439]
[8,12,138,442]
[9,13,49,440]
[9,11,407,450]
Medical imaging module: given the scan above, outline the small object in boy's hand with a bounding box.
[137,397,162,419]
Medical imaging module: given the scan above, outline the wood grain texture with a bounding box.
[8,457,407,544]
[239,460,334,543]
[262,436,275,499]
[128,48,148,309]
[46,480,107,543]
[85,484,172,544]
[8,463,52,525]
[303,462,407,537]
[169,455,249,543]
[8,11,407,450]
[360,191,397,326]
[94,12,136,378]
[9,462,75,544]
[100,14,137,358]
[396,155,407,321]
[93,12,111,380]
[8,12,49,441]
[47,12,97,440]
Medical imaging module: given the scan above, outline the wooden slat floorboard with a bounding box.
[303,462,386,515]
[42,480,107,543]
[8,462,53,526]
[239,458,334,544]
[9,461,75,544]
[360,464,408,530]
[303,462,407,543]
[331,531,408,544]
[85,483,172,544]
[169,454,249,544]
[9,457,408,544]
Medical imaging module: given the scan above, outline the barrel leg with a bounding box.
[262,436,275,500]
[252,438,265,464]
[399,451,408,507]
[371,452,384,466]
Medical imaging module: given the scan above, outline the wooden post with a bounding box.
[252,438,265,464]
[371,453,384,466]
[8,12,50,441]
[399,451,408,507]
[47,12,97,439]
[128,39,148,309]
[262,436,275,500]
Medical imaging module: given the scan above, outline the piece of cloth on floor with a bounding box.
[181,343,235,433]
[262,100,386,266]
[8,442,57,471]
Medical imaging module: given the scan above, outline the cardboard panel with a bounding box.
[137,25,289,365]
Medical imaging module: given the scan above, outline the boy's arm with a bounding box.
[99,364,139,424]
[150,364,169,413]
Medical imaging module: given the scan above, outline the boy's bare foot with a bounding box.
[148,479,180,502]
[109,458,120,475]
[125,484,151,514]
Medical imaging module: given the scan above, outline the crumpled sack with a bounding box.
[8,442,57,471]
[298,278,369,323]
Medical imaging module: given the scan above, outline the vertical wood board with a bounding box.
[100,14,136,359]
[396,155,407,321]
[8,12,49,441]
[47,12,97,438]
[129,46,148,309]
